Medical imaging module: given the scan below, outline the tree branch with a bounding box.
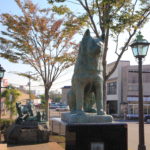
[78,0,100,37]
[114,34,120,56]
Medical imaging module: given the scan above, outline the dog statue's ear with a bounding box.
[83,29,90,38]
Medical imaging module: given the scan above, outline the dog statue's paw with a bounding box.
[97,109,106,115]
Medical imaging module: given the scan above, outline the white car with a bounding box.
[56,105,69,111]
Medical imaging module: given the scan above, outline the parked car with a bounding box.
[144,115,150,123]
[56,105,69,111]
[49,103,59,109]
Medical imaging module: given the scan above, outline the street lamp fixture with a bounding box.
[0,65,5,80]
[130,31,150,58]
[130,31,150,150]
[0,64,5,142]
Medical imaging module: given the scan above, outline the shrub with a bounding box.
[0,119,14,131]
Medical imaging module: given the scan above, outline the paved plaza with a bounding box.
[6,142,64,150]
[128,122,150,150]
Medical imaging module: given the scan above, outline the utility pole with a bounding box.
[28,71,31,100]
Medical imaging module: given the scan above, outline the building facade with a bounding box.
[61,86,71,104]
[107,61,150,117]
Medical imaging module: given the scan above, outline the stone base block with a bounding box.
[65,123,127,150]
[61,112,113,123]
[5,123,49,144]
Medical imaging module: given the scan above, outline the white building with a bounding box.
[61,86,71,104]
[107,61,150,117]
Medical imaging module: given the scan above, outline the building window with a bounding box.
[128,85,138,91]
[128,73,138,83]
[127,96,150,102]
[107,82,117,95]
[143,73,150,83]
[127,97,138,101]
[128,104,138,114]
[128,104,150,115]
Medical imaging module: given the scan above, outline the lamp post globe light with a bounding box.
[0,64,5,142]
[0,65,5,79]
[130,32,150,150]
[131,31,150,58]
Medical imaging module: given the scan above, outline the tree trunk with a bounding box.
[103,59,107,113]
[45,87,50,122]
[10,110,13,123]
[103,79,107,113]
[102,27,109,114]
[10,94,13,123]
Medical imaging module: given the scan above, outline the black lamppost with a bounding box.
[0,65,5,142]
[130,32,150,150]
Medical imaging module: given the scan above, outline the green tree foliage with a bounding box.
[39,91,62,106]
[48,0,150,109]
[48,0,150,78]
[16,73,37,81]
[49,90,62,102]
[2,87,20,121]
[39,94,46,108]
[0,0,86,120]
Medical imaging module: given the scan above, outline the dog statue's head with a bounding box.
[80,29,104,56]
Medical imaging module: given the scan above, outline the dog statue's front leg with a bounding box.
[94,80,105,115]
[67,89,76,113]
[75,86,84,115]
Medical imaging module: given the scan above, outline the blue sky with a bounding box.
[0,0,150,94]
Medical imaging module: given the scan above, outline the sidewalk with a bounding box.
[6,142,64,150]
[0,144,7,150]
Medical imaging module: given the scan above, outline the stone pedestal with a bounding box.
[61,112,113,124]
[5,122,50,144]
[65,123,127,150]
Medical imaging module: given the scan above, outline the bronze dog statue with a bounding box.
[67,29,104,115]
